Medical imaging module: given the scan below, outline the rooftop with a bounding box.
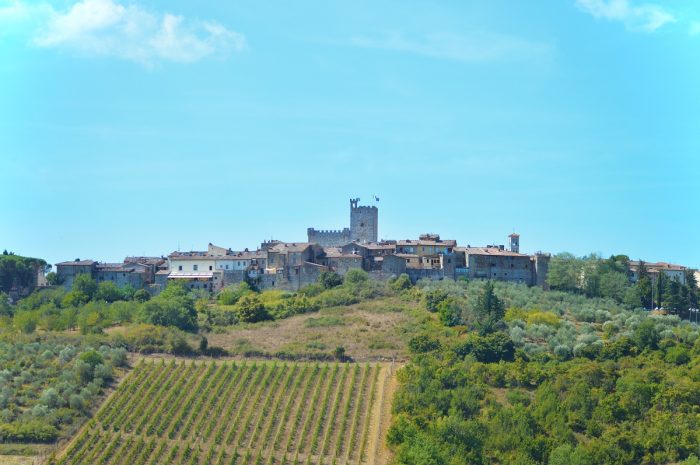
[56,259,96,266]
[396,239,457,247]
[269,242,313,253]
[457,247,530,257]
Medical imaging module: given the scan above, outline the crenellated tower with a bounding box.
[349,198,378,243]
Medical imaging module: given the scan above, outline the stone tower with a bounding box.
[349,198,378,243]
[509,233,520,254]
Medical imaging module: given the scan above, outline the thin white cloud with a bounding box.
[575,0,675,32]
[351,31,553,64]
[0,0,247,65]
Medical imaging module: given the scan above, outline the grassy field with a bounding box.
[207,297,425,362]
[48,359,396,465]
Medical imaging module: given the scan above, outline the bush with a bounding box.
[234,294,271,323]
[141,294,198,331]
[633,319,660,351]
[112,324,194,355]
[425,289,450,313]
[0,421,59,443]
[133,289,151,303]
[95,281,123,303]
[344,269,369,284]
[454,332,515,363]
[318,271,343,290]
[665,346,690,365]
[408,334,441,353]
[389,274,412,291]
[218,282,253,306]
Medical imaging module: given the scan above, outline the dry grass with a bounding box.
[207,297,422,362]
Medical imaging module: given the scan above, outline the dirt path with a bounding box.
[365,365,398,465]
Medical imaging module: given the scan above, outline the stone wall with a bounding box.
[307,228,352,247]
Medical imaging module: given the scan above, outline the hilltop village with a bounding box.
[52,198,693,295]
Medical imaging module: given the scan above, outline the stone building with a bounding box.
[123,257,167,285]
[95,262,148,289]
[56,259,97,289]
[629,261,689,285]
[307,198,379,246]
[340,242,396,271]
[453,234,550,287]
[321,248,364,274]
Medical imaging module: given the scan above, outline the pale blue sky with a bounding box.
[1,0,699,268]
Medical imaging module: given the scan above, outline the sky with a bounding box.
[1,0,699,269]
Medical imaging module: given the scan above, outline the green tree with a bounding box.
[598,270,629,303]
[72,274,97,300]
[95,281,123,303]
[475,281,505,334]
[140,283,198,331]
[408,334,441,353]
[344,269,369,284]
[133,288,151,303]
[546,253,583,292]
[388,273,412,291]
[633,319,659,351]
[425,289,449,313]
[0,292,11,317]
[45,272,63,286]
[234,294,271,323]
[218,282,252,305]
[13,311,39,333]
[318,271,343,289]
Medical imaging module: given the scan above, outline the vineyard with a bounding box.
[48,359,394,465]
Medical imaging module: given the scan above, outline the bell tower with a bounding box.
[509,233,520,253]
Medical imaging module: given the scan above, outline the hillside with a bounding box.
[49,360,396,465]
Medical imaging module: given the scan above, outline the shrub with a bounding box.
[318,271,344,289]
[218,282,253,306]
[389,274,412,291]
[141,294,198,331]
[425,289,450,313]
[633,318,660,351]
[344,269,369,284]
[665,346,690,365]
[408,334,441,353]
[133,289,151,303]
[455,332,515,363]
[234,294,272,323]
[0,421,59,443]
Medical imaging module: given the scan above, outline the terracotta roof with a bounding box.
[629,261,687,272]
[509,233,520,237]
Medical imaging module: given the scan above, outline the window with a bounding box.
[193,265,198,271]
[225,264,229,270]
[209,266,213,271]
[178,265,182,271]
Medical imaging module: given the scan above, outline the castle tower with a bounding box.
[349,198,378,243]
[509,233,520,254]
